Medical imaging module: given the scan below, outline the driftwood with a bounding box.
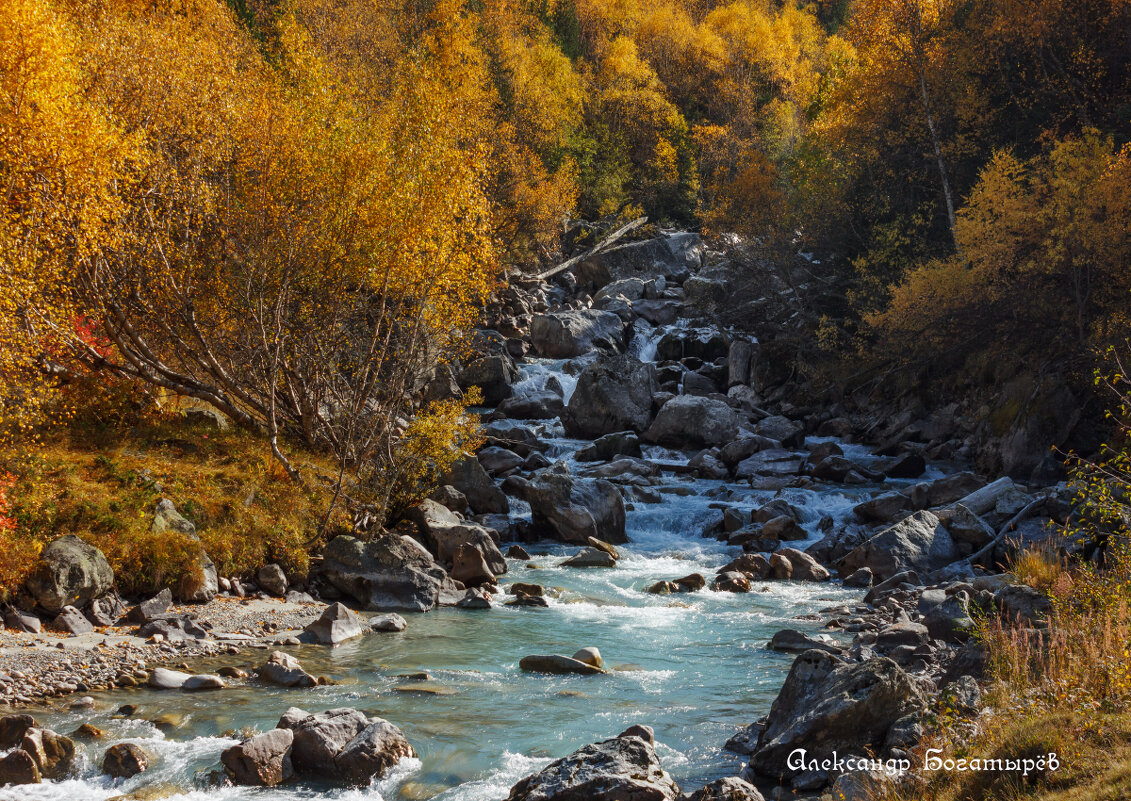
[532,216,648,281]
[966,494,1052,567]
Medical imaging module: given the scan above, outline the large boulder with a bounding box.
[458,355,516,406]
[507,730,680,801]
[750,652,926,778]
[0,750,40,785]
[24,535,113,613]
[644,396,739,449]
[316,534,459,612]
[686,778,765,801]
[260,651,317,688]
[406,500,507,576]
[20,728,75,779]
[574,235,699,291]
[103,742,149,779]
[334,719,416,786]
[222,728,293,786]
[304,603,365,645]
[441,454,509,515]
[282,708,370,775]
[561,354,657,439]
[530,310,625,359]
[840,511,958,582]
[525,469,627,545]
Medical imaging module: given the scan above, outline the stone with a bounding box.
[257,565,288,596]
[147,668,192,690]
[841,511,958,582]
[86,594,125,626]
[0,750,40,785]
[526,469,627,545]
[562,547,617,568]
[843,567,873,588]
[995,584,1052,626]
[617,724,655,744]
[370,613,407,632]
[685,778,765,801]
[103,743,149,779]
[479,446,525,475]
[24,535,114,613]
[718,554,771,580]
[727,341,756,388]
[572,647,603,668]
[305,602,365,645]
[0,715,38,749]
[51,605,94,635]
[735,450,805,479]
[595,277,647,301]
[20,728,75,779]
[942,505,995,548]
[260,651,317,688]
[507,545,532,560]
[458,355,516,406]
[768,630,844,655]
[576,431,645,463]
[768,553,792,580]
[179,548,219,603]
[762,516,806,541]
[407,500,507,577]
[754,416,804,448]
[129,588,173,623]
[282,707,370,775]
[498,391,566,420]
[673,573,706,591]
[4,608,41,633]
[750,653,927,778]
[222,728,293,786]
[574,236,695,291]
[334,720,416,785]
[430,484,469,514]
[152,498,195,534]
[316,534,457,612]
[886,451,926,479]
[457,588,493,608]
[506,731,679,801]
[711,571,751,592]
[774,548,830,582]
[561,354,657,439]
[182,674,226,691]
[530,310,625,358]
[441,454,509,515]
[519,655,606,676]
[451,543,497,587]
[644,396,739,449]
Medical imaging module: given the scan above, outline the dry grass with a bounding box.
[0,416,348,599]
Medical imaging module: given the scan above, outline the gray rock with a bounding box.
[774,549,830,582]
[458,355,516,406]
[316,534,457,612]
[530,310,625,358]
[561,354,657,439]
[430,484,469,514]
[843,568,873,588]
[750,653,926,778]
[334,719,416,785]
[644,396,739,449]
[506,730,679,801]
[498,391,565,420]
[562,547,617,568]
[152,498,195,535]
[841,511,957,582]
[406,500,507,576]
[86,594,125,626]
[684,777,765,801]
[257,565,288,597]
[995,584,1052,626]
[222,728,293,786]
[370,613,408,632]
[526,469,626,545]
[574,236,695,291]
[283,707,370,776]
[451,543,497,587]
[768,630,844,655]
[441,454,509,515]
[519,655,606,676]
[182,674,226,691]
[754,416,804,448]
[576,431,644,462]
[4,609,41,633]
[129,588,173,623]
[734,450,805,479]
[24,535,113,613]
[305,603,365,645]
[259,651,317,688]
[51,605,93,635]
[147,668,192,689]
[479,446,525,474]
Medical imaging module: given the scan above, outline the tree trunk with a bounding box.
[918,69,958,250]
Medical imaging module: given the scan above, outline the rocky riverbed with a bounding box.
[0,229,1073,800]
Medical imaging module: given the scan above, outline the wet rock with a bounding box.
[316,534,457,612]
[499,391,566,420]
[147,667,192,690]
[688,450,729,479]
[103,742,149,779]
[575,431,644,462]
[508,582,544,597]
[762,516,806,541]
[526,469,626,545]
[0,750,41,785]
[719,554,771,580]
[843,568,873,588]
[561,354,657,439]
[456,588,493,608]
[21,728,75,779]
[0,715,38,749]
[183,674,226,691]
[673,573,706,591]
[51,605,94,635]
[507,545,532,560]
[531,310,625,358]
[841,511,957,582]
[519,655,606,676]
[644,396,739,449]
[685,777,765,801]
[506,729,679,801]
[750,653,926,778]
[768,630,844,655]
[24,535,114,614]
[334,720,416,786]
[222,728,293,786]
[260,651,317,688]
[712,571,751,593]
[370,613,407,632]
[572,647,603,668]
[283,708,370,776]
[885,451,926,479]
[724,722,764,756]
[648,581,680,594]
[458,355,516,406]
[774,549,830,582]
[441,454,509,515]
[768,553,792,580]
[451,544,497,587]
[257,565,288,597]
[305,603,365,645]
[562,547,617,568]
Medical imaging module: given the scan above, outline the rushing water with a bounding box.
[4,345,922,801]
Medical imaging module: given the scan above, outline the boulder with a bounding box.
[711,571,751,593]
[595,277,647,301]
[316,534,459,612]
[0,715,37,749]
[762,516,806,541]
[51,605,94,635]
[103,742,149,779]
[530,310,625,358]
[147,667,192,690]
[644,396,739,449]
[129,588,173,623]
[754,416,804,448]
[86,594,125,627]
[152,498,196,534]
[572,647,603,668]
[519,655,606,676]
[561,354,657,439]
[430,484,469,514]
[479,446,525,475]
[406,500,508,576]
[685,778,765,801]
[562,547,617,568]
[840,512,958,582]
[498,391,565,420]
[451,543,497,587]
[750,652,927,778]
[4,608,41,633]
[222,728,293,786]
[574,236,694,291]
[0,750,40,785]
[260,651,317,688]
[183,674,225,691]
[24,535,113,613]
[283,707,370,775]
[526,470,626,545]
[768,630,844,655]
[20,728,75,779]
[257,565,288,597]
[774,549,830,582]
[178,548,219,603]
[458,355,516,406]
[718,554,771,580]
[575,431,644,462]
[506,730,679,801]
[334,719,416,785]
[441,454,509,515]
[305,603,365,645]
[768,552,792,580]
[995,584,1052,626]
[735,450,805,479]
[843,568,873,588]
[370,613,408,632]
[885,451,926,479]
